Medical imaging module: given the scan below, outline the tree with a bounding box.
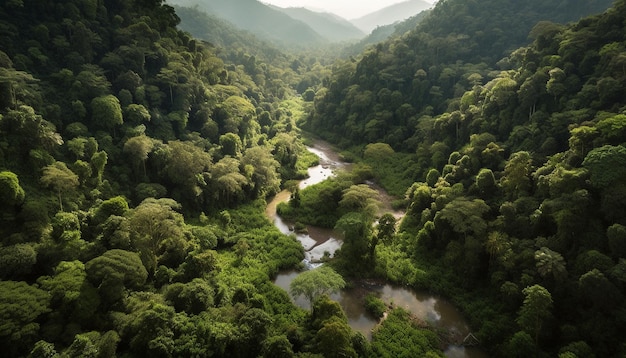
[516,285,553,346]
[607,224,626,258]
[476,168,497,195]
[128,198,186,272]
[335,212,373,261]
[501,151,532,200]
[0,281,50,355]
[123,135,154,178]
[289,266,345,308]
[371,213,396,261]
[262,335,294,358]
[90,150,108,184]
[36,260,99,325]
[339,184,381,217]
[582,145,626,189]
[219,133,243,157]
[535,247,567,281]
[66,137,88,160]
[0,171,25,207]
[125,103,151,124]
[315,316,357,358]
[0,244,36,279]
[363,142,395,162]
[91,95,123,134]
[241,146,281,198]
[40,161,79,211]
[85,249,148,305]
[435,197,490,239]
[163,141,212,205]
[211,157,248,205]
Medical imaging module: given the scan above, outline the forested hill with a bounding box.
[307,0,614,150]
[0,0,330,357]
[350,0,432,34]
[168,0,325,47]
[2,0,626,356]
[270,6,365,43]
[301,0,626,356]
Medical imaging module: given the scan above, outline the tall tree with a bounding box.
[517,284,553,346]
[91,95,123,135]
[289,266,345,308]
[40,162,79,211]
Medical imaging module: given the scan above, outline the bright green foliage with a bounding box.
[0,0,624,356]
[93,196,129,224]
[164,279,214,314]
[371,308,443,357]
[475,168,497,194]
[123,135,154,178]
[28,340,59,358]
[289,266,345,308]
[364,142,395,162]
[435,197,490,238]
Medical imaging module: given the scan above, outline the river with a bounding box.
[267,140,488,358]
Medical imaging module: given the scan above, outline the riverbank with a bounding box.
[268,139,488,357]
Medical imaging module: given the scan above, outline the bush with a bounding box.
[364,293,387,318]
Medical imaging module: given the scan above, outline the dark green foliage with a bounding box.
[0,281,50,356]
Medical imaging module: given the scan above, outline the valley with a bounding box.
[0,0,624,357]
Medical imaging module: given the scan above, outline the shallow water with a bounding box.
[267,140,488,357]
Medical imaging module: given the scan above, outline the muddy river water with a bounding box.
[267,140,488,358]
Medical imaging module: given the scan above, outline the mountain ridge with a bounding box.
[271,6,365,42]
[168,0,325,47]
[351,0,433,33]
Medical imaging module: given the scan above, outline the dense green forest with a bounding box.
[1,0,625,357]
[300,0,626,356]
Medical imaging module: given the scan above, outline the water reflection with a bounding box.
[267,141,488,357]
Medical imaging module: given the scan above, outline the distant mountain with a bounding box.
[168,0,324,47]
[351,0,433,33]
[271,6,365,42]
[343,9,431,56]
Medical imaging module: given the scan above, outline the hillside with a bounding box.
[272,6,365,42]
[168,0,324,47]
[2,0,626,356]
[308,0,615,149]
[342,10,431,57]
[351,0,433,33]
[303,0,626,356]
[0,0,326,356]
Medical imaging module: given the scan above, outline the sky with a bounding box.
[262,0,435,20]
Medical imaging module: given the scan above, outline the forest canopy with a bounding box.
[0,0,625,357]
